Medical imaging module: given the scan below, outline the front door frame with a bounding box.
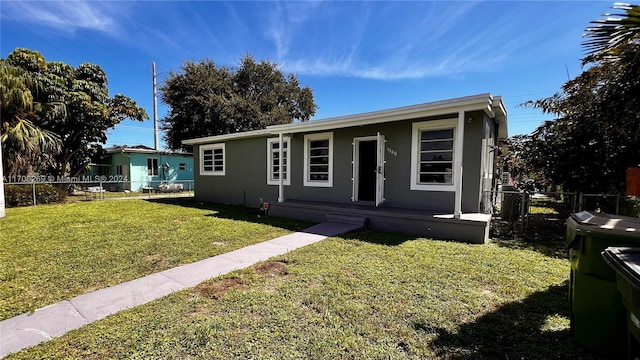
[352,134,385,206]
[352,136,377,203]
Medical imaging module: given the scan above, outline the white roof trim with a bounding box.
[182,128,273,145]
[105,147,192,156]
[182,93,507,145]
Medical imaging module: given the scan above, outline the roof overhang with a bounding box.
[105,146,192,156]
[491,96,508,140]
[182,128,273,146]
[182,93,508,146]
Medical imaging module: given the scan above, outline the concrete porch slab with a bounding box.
[300,221,365,237]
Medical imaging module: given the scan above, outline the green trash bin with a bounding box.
[566,211,640,358]
[602,247,640,359]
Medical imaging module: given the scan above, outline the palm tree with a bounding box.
[0,60,62,176]
[583,3,640,62]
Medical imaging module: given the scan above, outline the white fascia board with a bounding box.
[105,147,192,156]
[492,96,508,140]
[268,93,496,135]
[182,128,272,145]
[493,96,507,118]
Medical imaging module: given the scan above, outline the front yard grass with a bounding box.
[0,198,310,321]
[6,230,598,359]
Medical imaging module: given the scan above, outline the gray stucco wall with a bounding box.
[461,111,484,213]
[194,137,278,206]
[193,110,497,213]
[284,117,457,211]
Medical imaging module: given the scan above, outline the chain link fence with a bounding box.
[486,190,573,240]
[486,189,640,241]
[4,179,194,207]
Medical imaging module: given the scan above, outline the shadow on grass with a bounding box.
[491,214,569,260]
[491,236,569,260]
[429,281,603,360]
[143,197,313,232]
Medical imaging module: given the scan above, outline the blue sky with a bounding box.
[1,0,612,149]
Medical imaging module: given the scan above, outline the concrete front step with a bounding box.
[325,213,367,228]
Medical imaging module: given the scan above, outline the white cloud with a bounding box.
[260,0,517,80]
[3,0,115,34]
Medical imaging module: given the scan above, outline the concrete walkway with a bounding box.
[0,221,361,358]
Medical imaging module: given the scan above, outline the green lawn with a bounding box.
[0,198,310,321]
[5,225,598,358]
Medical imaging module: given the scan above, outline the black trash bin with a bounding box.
[566,211,640,358]
[602,247,640,359]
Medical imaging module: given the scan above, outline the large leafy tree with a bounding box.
[2,48,148,178]
[519,3,640,194]
[161,55,317,151]
[0,57,62,176]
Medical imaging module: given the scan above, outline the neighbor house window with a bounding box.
[267,137,291,185]
[303,132,333,187]
[115,164,123,176]
[410,119,457,191]
[200,143,225,176]
[147,158,158,176]
[179,163,187,170]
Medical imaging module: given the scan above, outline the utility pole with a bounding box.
[152,62,159,151]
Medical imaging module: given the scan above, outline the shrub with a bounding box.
[4,184,66,207]
[620,196,640,217]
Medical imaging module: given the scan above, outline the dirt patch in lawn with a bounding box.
[143,254,168,270]
[195,278,247,299]
[254,261,289,276]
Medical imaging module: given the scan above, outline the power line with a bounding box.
[0,7,82,65]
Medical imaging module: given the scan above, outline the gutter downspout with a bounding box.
[278,132,284,203]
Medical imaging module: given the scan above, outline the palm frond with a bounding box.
[583,3,640,62]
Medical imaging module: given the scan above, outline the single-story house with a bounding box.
[183,93,507,243]
[102,146,194,192]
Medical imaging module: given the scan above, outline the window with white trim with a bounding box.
[304,132,333,187]
[410,119,457,191]
[147,158,158,176]
[200,143,225,176]
[179,163,187,170]
[267,137,291,185]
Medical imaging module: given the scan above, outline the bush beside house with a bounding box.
[4,184,66,207]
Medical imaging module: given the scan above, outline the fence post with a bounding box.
[518,191,528,237]
[578,193,584,212]
[32,183,36,206]
[616,195,620,215]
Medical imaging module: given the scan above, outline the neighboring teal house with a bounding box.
[103,146,193,192]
